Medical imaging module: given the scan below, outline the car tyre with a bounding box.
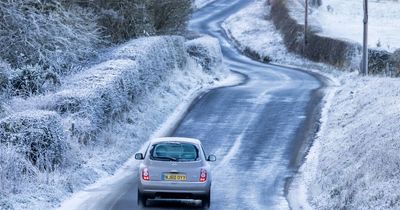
[137,190,147,208]
[201,192,211,209]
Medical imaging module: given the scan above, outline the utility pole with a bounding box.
[362,0,369,75]
[304,0,309,50]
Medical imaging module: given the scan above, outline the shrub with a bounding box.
[0,61,10,92]
[64,0,191,43]
[0,0,102,89]
[44,36,188,142]
[0,110,71,171]
[185,36,226,73]
[389,49,400,76]
[0,145,37,195]
[147,0,192,35]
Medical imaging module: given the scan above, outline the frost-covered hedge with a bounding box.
[186,36,225,73]
[389,49,400,76]
[0,145,37,196]
[0,61,10,92]
[41,36,189,142]
[0,110,70,171]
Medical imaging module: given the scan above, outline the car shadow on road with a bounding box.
[144,199,205,209]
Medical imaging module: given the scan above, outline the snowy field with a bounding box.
[0,35,230,209]
[310,0,400,52]
[223,1,400,209]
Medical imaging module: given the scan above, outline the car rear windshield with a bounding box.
[150,142,199,162]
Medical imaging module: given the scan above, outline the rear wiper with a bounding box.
[153,156,177,161]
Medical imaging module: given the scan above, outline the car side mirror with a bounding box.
[135,153,144,160]
[207,155,216,162]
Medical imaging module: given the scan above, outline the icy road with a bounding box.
[63,0,325,209]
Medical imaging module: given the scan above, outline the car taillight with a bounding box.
[142,168,150,181]
[199,169,207,182]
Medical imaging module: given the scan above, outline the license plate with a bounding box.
[164,173,187,181]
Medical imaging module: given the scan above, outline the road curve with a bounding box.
[70,0,325,209]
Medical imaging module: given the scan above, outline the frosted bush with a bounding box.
[41,37,189,142]
[147,0,192,35]
[389,49,400,76]
[185,36,226,74]
[0,110,71,171]
[0,61,10,92]
[0,145,37,195]
[66,0,191,43]
[0,0,102,95]
[50,59,139,143]
[8,65,47,97]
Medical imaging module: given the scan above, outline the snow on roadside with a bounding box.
[223,0,400,209]
[295,74,400,210]
[222,0,293,63]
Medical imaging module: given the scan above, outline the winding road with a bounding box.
[63,0,325,209]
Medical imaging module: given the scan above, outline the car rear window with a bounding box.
[150,142,199,162]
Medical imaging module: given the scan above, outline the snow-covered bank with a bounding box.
[222,0,298,63]
[0,35,230,209]
[223,1,400,209]
[291,74,400,210]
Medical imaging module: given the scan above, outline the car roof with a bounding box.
[150,137,201,145]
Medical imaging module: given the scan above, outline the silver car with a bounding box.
[135,137,216,208]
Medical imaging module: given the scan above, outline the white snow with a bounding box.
[223,1,400,209]
[309,0,400,52]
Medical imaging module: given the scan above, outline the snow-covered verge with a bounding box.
[222,0,297,63]
[290,74,400,210]
[223,1,400,209]
[0,35,229,210]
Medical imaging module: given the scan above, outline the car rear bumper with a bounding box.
[139,180,211,198]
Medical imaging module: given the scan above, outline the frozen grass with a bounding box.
[295,74,400,210]
[223,1,400,209]
[0,35,228,209]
